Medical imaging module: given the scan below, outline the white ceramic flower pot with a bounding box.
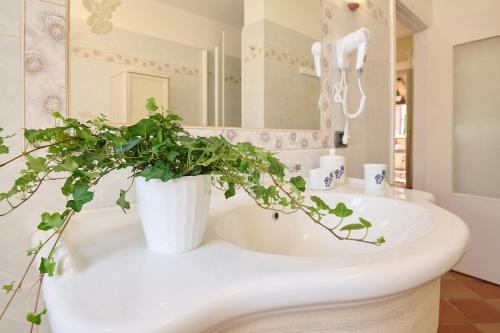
[135,174,211,254]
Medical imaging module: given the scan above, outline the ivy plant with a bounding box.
[0,98,385,328]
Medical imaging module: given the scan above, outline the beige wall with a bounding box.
[330,0,394,178]
[244,0,322,40]
[397,0,433,26]
[396,35,412,70]
[412,0,500,282]
[71,0,242,57]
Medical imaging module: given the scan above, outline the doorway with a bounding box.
[393,18,414,188]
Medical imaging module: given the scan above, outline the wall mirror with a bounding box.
[69,0,322,130]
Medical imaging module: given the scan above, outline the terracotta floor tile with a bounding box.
[460,278,500,299]
[440,300,469,324]
[437,324,481,333]
[476,323,500,333]
[451,271,477,282]
[441,278,482,300]
[443,272,457,280]
[450,299,500,323]
[486,299,500,312]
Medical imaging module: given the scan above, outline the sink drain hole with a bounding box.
[272,211,280,221]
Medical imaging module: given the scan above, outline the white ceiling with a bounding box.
[154,0,244,27]
[396,16,413,39]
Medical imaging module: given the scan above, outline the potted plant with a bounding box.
[135,171,211,254]
[0,98,384,328]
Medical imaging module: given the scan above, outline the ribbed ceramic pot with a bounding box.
[135,174,211,254]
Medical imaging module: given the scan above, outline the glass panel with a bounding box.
[453,36,500,198]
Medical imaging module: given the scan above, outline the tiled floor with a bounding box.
[439,271,500,333]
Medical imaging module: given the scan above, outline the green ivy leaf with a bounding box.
[66,185,94,212]
[26,308,46,326]
[290,176,306,192]
[26,155,46,172]
[137,164,175,182]
[329,202,353,218]
[340,223,365,231]
[224,187,236,199]
[27,242,43,256]
[78,128,98,145]
[115,137,142,154]
[116,190,131,213]
[39,257,56,277]
[377,236,386,244]
[2,282,14,293]
[51,111,63,119]
[268,158,285,177]
[37,212,64,231]
[0,145,9,154]
[359,217,372,228]
[61,178,74,196]
[128,119,155,137]
[145,97,159,112]
[55,157,79,172]
[310,195,330,210]
[267,186,277,198]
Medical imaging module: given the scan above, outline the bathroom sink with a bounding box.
[38,185,469,333]
[213,192,433,257]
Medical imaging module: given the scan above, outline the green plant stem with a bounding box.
[268,174,381,245]
[0,232,56,321]
[0,173,49,217]
[332,217,344,231]
[240,183,295,215]
[0,139,73,168]
[0,98,384,328]
[29,274,44,333]
[47,211,74,259]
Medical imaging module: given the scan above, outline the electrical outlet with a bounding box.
[334,131,348,148]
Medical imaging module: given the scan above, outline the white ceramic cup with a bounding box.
[308,168,334,190]
[364,164,387,190]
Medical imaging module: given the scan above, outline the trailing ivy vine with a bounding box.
[0,98,384,329]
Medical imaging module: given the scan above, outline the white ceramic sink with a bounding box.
[214,192,433,257]
[37,183,469,333]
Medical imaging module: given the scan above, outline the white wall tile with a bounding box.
[0,0,21,37]
[0,36,22,157]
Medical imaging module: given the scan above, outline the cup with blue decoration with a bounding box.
[308,168,334,190]
[363,164,387,190]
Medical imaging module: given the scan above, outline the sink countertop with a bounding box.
[40,179,466,333]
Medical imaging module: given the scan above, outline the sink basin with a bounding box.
[214,192,434,257]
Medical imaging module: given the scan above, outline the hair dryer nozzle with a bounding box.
[311,42,322,77]
[336,27,370,70]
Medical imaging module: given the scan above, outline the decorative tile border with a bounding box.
[72,45,200,77]
[243,47,315,71]
[224,75,241,85]
[73,45,242,84]
[23,0,333,150]
[24,0,67,129]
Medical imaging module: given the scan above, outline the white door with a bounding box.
[413,6,500,283]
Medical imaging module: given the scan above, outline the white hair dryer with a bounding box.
[311,41,322,78]
[334,27,370,144]
[311,41,322,110]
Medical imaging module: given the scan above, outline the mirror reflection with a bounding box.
[70,0,321,130]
